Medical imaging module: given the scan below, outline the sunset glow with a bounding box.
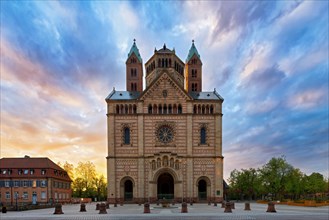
[1,1,328,179]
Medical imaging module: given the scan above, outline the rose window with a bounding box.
[157,126,174,144]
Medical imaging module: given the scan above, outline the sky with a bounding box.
[1,1,328,180]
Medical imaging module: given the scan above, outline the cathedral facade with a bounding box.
[106,40,224,203]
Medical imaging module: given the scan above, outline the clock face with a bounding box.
[157,126,173,143]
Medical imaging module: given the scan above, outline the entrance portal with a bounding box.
[157,173,174,199]
[124,180,133,201]
[198,179,207,200]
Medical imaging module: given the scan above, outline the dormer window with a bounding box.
[41,169,46,175]
[24,169,29,175]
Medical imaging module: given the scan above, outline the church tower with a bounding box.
[126,39,143,92]
[185,40,202,92]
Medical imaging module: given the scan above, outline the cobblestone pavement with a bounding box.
[1,202,328,220]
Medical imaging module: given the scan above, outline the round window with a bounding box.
[157,126,173,143]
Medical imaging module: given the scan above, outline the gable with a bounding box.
[139,72,192,102]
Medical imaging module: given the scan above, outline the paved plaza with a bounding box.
[1,202,328,220]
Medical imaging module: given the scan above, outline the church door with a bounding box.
[157,173,174,200]
[124,180,133,201]
[198,179,207,200]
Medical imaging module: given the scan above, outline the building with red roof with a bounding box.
[0,156,72,206]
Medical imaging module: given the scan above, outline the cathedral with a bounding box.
[106,40,224,203]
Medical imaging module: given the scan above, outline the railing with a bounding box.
[198,192,207,200]
[124,192,133,200]
[157,194,174,200]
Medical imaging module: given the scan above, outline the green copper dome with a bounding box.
[186,40,200,62]
[128,39,142,62]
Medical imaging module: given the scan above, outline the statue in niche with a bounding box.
[157,158,161,168]
[175,160,180,170]
[170,158,174,168]
[151,160,156,170]
[163,156,168,167]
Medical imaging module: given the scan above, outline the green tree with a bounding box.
[93,175,107,201]
[228,168,261,200]
[259,156,294,200]
[304,172,327,199]
[285,168,304,200]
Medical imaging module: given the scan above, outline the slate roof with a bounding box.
[106,90,141,100]
[189,90,224,101]
[106,89,224,101]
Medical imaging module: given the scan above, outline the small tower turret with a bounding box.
[126,39,143,92]
[185,40,202,92]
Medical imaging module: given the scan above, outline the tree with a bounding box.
[93,175,107,201]
[63,162,74,181]
[259,156,294,200]
[75,161,97,190]
[285,168,304,200]
[228,168,261,200]
[304,172,327,199]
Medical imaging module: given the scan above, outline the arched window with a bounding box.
[133,105,137,114]
[193,105,197,114]
[162,59,164,67]
[158,59,161,67]
[148,104,152,114]
[178,104,182,114]
[163,104,167,114]
[116,105,120,114]
[131,83,134,91]
[158,105,162,114]
[202,105,205,114]
[124,127,130,144]
[210,105,214,114]
[200,127,206,144]
[125,105,128,114]
[168,104,172,114]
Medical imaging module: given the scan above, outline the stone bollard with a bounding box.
[2,206,7,213]
[221,201,226,208]
[224,202,232,213]
[99,203,107,214]
[96,203,100,210]
[53,203,64,214]
[231,202,235,209]
[181,202,188,213]
[244,202,251,211]
[80,203,86,212]
[106,202,110,209]
[144,202,150,213]
[266,201,276,212]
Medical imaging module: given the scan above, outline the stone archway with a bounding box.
[198,179,207,200]
[157,173,174,200]
[120,177,135,201]
[196,176,211,201]
[124,180,133,201]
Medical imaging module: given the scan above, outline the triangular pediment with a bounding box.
[139,72,192,101]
